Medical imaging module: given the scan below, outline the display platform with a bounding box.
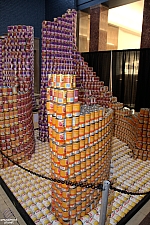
[0,130,150,225]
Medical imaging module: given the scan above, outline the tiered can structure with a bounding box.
[1,25,35,107]
[39,9,77,142]
[47,72,113,224]
[0,86,35,169]
[114,108,138,151]
[113,107,150,161]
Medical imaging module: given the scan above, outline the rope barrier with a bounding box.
[1,149,150,195]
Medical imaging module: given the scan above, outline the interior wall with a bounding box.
[45,0,76,21]
[78,11,90,52]
[118,28,141,50]
[0,0,45,38]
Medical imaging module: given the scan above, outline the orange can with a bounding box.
[80,150,86,160]
[52,116,56,129]
[66,104,73,117]
[47,101,54,114]
[65,144,73,156]
[81,161,86,170]
[86,147,90,157]
[79,127,85,140]
[85,137,88,148]
[60,170,68,180]
[94,133,98,144]
[65,117,72,131]
[48,114,52,126]
[68,155,75,166]
[49,127,53,139]
[57,145,66,158]
[79,114,85,127]
[67,89,74,103]
[54,88,58,102]
[57,89,67,104]
[90,111,95,122]
[63,74,73,89]
[73,141,80,154]
[75,153,80,164]
[70,198,76,207]
[73,129,79,142]
[85,125,90,137]
[60,158,68,169]
[73,102,80,116]
[68,166,75,177]
[89,135,94,146]
[76,174,81,182]
[80,139,85,151]
[73,116,79,129]
[74,164,81,174]
[56,74,64,88]
[86,158,91,168]
[90,123,95,135]
[95,110,99,122]
[56,132,65,145]
[65,131,72,144]
[55,118,65,132]
[57,104,66,119]
[85,112,90,125]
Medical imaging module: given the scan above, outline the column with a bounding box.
[90,4,108,52]
[141,0,150,48]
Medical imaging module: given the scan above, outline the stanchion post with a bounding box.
[99,180,110,225]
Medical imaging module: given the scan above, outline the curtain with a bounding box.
[81,51,111,87]
[135,49,150,112]
[112,50,140,108]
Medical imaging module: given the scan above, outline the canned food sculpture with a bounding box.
[47,70,114,225]
[0,86,35,168]
[47,78,113,224]
[114,108,150,161]
[39,9,116,142]
[0,25,35,107]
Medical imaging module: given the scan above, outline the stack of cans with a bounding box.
[1,25,35,108]
[114,107,150,161]
[0,86,35,169]
[114,108,137,151]
[39,9,77,142]
[47,75,114,223]
[0,37,4,86]
[134,108,150,160]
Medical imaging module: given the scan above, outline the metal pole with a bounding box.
[99,180,110,225]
